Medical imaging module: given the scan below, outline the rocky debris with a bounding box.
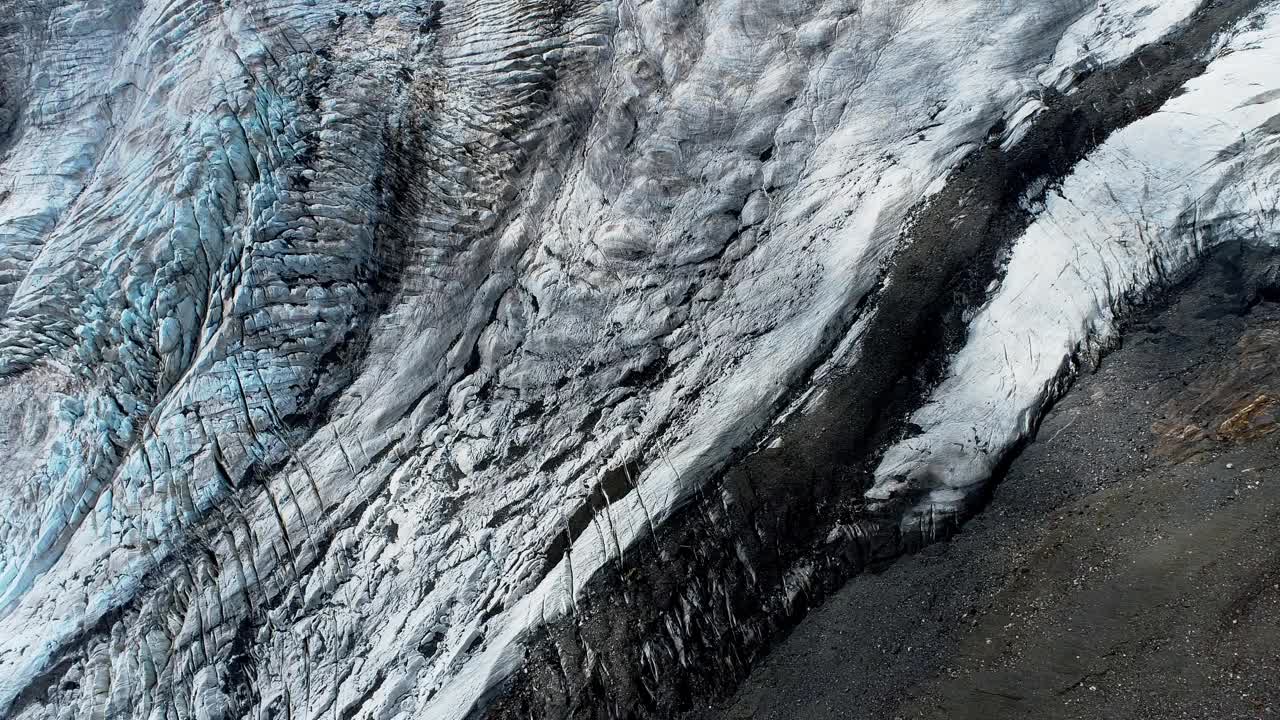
[703,244,1280,720]
[870,1,1280,529]
[489,3,1280,717]
[1153,263,1280,459]
[0,1,1277,720]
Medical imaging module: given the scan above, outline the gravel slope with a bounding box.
[702,245,1280,720]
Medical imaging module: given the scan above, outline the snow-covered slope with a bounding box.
[0,1,1276,719]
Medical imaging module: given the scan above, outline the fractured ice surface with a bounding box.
[872,4,1280,529]
[0,0,1273,718]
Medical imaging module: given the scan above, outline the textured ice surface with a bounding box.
[1040,0,1206,89]
[0,1,1273,719]
[872,4,1280,528]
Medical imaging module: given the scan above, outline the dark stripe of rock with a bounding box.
[480,2,1267,718]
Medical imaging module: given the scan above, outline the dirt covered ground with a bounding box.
[698,247,1280,720]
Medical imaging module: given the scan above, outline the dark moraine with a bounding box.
[481,3,1274,718]
[703,243,1280,720]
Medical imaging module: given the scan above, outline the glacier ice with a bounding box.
[871,3,1280,531]
[0,0,1276,719]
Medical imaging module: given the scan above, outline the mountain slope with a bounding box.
[0,1,1278,719]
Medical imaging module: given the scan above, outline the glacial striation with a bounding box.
[0,1,1277,719]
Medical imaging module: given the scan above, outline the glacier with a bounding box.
[0,0,1277,719]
